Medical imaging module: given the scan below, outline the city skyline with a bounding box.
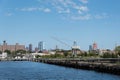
[0,0,120,50]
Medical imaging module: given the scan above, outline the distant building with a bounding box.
[0,41,25,52]
[31,52,50,58]
[100,49,113,55]
[88,42,99,54]
[25,47,29,51]
[38,41,44,52]
[89,45,93,51]
[93,42,97,50]
[35,47,39,53]
[29,44,32,53]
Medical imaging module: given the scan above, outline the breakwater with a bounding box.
[32,58,120,75]
[0,58,120,75]
[0,61,120,80]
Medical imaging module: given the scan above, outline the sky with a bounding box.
[0,0,120,50]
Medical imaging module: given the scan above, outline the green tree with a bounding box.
[15,50,27,58]
[115,46,120,55]
[77,52,87,57]
[88,52,97,57]
[36,55,41,58]
[4,50,11,58]
[16,50,26,54]
[63,52,68,57]
[118,51,120,56]
[11,51,15,58]
[4,50,11,55]
[101,52,118,58]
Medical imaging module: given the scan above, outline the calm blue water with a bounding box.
[0,61,119,80]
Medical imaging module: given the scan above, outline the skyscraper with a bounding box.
[89,45,93,51]
[29,44,32,53]
[38,41,44,52]
[93,42,97,50]
[35,47,39,53]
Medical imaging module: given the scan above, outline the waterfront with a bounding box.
[0,61,119,80]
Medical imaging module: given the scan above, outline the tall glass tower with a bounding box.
[38,41,44,52]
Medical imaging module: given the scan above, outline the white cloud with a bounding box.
[78,10,82,14]
[19,7,51,13]
[21,7,38,12]
[2,0,109,20]
[77,6,89,14]
[5,13,13,16]
[51,0,76,13]
[58,8,70,14]
[94,13,109,19]
[79,0,88,4]
[79,6,88,12]
[36,0,90,20]
[21,0,108,21]
[44,8,51,13]
[71,14,91,20]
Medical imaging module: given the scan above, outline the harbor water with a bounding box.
[0,61,119,80]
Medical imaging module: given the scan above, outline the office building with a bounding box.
[29,44,32,53]
[38,41,44,52]
[89,45,93,51]
[93,42,97,50]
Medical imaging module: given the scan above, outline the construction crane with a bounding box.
[51,36,71,47]
[51,36,80,57]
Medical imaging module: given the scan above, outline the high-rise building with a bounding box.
[29,44,32,53]
[25,47,29,51]
[93,42,97,50]
[38,41,44,52]
[35,47,39,53]
[89,45,93,51]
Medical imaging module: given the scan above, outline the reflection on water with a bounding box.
[0,61,119,80]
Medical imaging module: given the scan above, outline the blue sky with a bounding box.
[0,0,120,50]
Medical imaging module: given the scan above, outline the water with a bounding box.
[0,61,119,80]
